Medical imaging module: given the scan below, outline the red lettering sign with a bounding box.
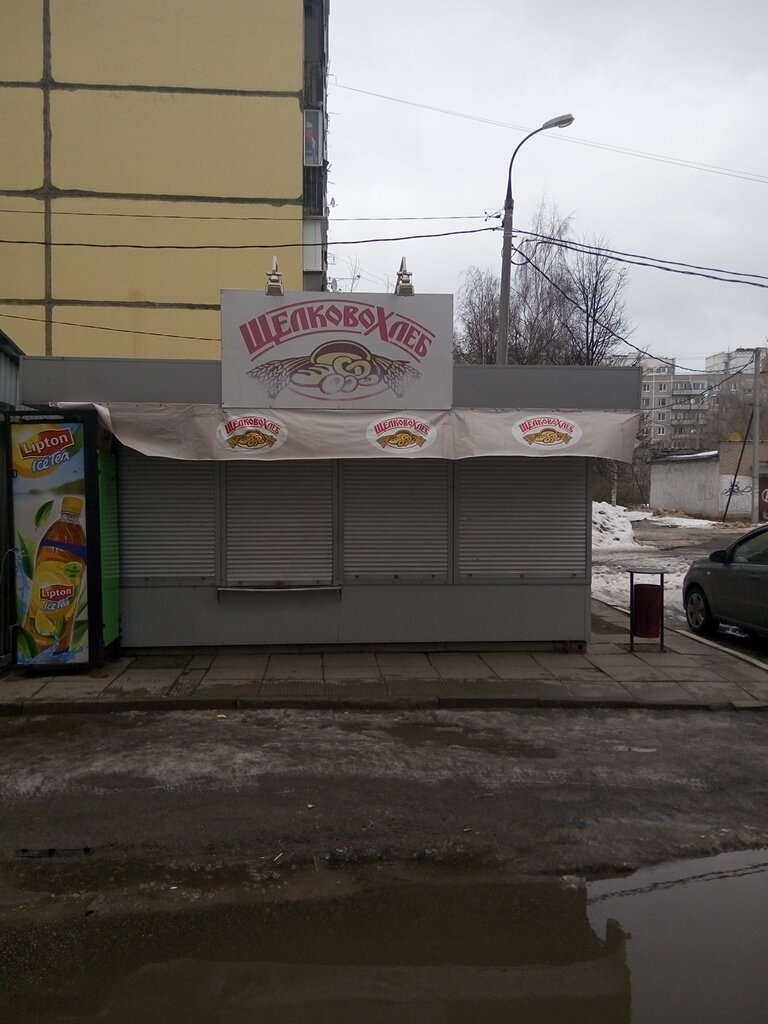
[237,300,435,361]
[41,584,75,602]
[19,428,75,460]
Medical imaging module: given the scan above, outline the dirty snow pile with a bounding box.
[590,502,705,611]
[591,501,639,550]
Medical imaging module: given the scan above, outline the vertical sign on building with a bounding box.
[10,421,90,667]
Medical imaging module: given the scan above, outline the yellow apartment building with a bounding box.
[0,0,329,358]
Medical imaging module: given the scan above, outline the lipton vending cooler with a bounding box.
[6,411,119,670]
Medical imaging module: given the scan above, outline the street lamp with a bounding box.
[496,113,574,365]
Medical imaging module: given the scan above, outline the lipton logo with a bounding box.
[217,414,287,453]
[512,415,582,449]
[41,584,75,602]
[366,416,436,453]
[18,428,75,460]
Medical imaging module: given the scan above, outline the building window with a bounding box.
[657,412,666,422]
[659,398,666,407]
[642,398,650,408]
[658,383,667,392]
[656,426,666,437]
[304,109,323,166]
[642,383,651,392]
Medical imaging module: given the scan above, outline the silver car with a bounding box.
[683,524,768,638]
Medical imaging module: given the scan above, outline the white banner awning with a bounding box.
[73,403,640,463]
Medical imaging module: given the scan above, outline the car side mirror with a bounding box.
[709,549,727,563]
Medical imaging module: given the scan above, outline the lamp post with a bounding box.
[496,113,574,365]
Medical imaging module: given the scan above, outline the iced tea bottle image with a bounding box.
[23,495,87,654]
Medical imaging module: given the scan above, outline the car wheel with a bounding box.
[685,585,719,637]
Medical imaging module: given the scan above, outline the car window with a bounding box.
[732,532,768,565]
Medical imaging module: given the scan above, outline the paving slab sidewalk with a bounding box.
[2,601,767,715]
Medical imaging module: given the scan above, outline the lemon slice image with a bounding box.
[35,564,66,590]
[34,611,57,637]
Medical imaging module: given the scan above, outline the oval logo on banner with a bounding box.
[366,415,436,453]
[217,414,287,453]
[512,414,582,450]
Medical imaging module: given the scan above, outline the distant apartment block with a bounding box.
[616,349,760,449]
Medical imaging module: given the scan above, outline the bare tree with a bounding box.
[508,202,574,364]
[453,266,499,364]
[557,237,631,365]
[456,200,631,367]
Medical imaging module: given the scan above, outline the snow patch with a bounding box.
[590,502,697,609]
[592,502,638,550]
[651,515,719,529]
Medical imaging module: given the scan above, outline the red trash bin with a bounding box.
[632,583,662,638]
[627,569,666,651]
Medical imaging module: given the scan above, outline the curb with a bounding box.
[1,694,766,717]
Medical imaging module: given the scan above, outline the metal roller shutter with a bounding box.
[224,461,334,587]
[342,460,449,581]
[457,457,587,578]
[119,450,216,582]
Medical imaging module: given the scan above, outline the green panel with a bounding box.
[98,451,120,646]
[0,417,11,661]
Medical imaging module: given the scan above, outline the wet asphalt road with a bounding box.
[1,705,767,888]
[3,517,767,1022]
[2,705,768,1024]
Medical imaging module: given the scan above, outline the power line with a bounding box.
[518,231,768,283]
[588,859,768,903]
[0,225,499,249]
[3,221,766,291]
[514,246,703,375]
[517,232,768,291]
[516,247,759,405]
[3,225,767,294]
[0,312,218,343]
[0,207,487,223]
[334,82,768,186]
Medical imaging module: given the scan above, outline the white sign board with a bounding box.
[221,291,454,409]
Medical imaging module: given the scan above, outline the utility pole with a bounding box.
[752,346,761,524]
[496,114,574,365]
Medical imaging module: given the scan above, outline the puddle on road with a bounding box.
[1,850,767,1023]
[587,848,768,1024]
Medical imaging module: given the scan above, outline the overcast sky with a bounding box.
[327,0,768,369]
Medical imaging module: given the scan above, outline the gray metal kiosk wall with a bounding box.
[21,358,641,650]
[117,450,588,646]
